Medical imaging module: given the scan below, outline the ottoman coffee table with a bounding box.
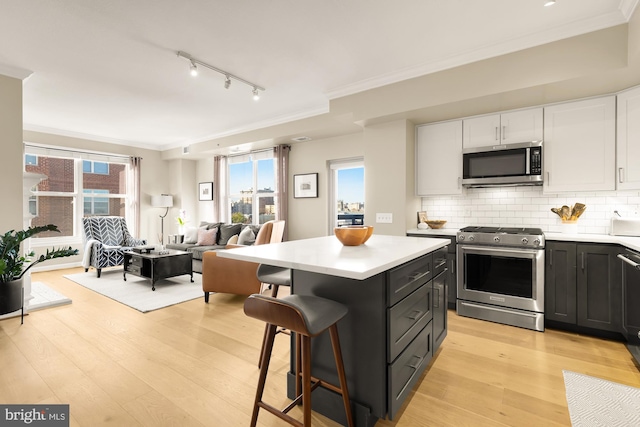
[124,249,193,291]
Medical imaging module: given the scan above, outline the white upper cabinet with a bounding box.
[416,120,463,196]
[543,96,616,193]
[462,107,543,149]
[617,86,640,190]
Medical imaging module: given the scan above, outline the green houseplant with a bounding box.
[0,224,78,316]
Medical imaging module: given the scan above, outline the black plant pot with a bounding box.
[0,278,23,317]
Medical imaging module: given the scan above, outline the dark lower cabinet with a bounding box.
[545,242,621,333]
[576,244,621,332]
[546,241,577,323]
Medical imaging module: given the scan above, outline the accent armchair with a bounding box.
[82,216,146,277]
[201,220,285,301]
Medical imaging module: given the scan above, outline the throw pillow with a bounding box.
[196,227,217,246]
[218,223,242,245]
[237,226,256,245]
[183,227,199,244]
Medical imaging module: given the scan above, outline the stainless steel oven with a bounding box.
[457,226,545,331]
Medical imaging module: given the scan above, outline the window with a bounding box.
[228,151,276,224]
[329,158,365,232]
[25,154,38,166]
[24,149,130,241]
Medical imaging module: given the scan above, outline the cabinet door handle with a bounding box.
[458,176,461,189]
[434,287,440,308]
[409,271,429,282]
[495,126,499,141]
[502,125,506,140]
[581,252,585,270]
[407,355,423,370]
[407,310,423,320]
[549,249,553,267]
[618,253,640,270]
[547,171,550,185]
[619,168,625,183]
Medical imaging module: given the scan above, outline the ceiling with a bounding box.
[1,0,638,152]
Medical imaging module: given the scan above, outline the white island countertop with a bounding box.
[217,234,450,280]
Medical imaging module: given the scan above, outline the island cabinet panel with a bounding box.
[433,268,448,351]
[388,253,432,305]
[289,251,439,426]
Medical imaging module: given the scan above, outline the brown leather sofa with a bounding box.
[201,220,285,302]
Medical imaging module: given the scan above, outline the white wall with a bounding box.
[421,186,640,234]
[288,133,364,240]
[0,74,24,233]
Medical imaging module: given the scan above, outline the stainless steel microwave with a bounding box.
[462,141,543,187]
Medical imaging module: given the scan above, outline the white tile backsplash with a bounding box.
[420,186,640,234]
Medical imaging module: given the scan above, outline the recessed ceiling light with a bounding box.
[544,0,556,6]
[292,136,312,142]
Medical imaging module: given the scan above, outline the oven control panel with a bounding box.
[457,229,544,248]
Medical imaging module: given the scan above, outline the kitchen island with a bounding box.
[218,234,449,426]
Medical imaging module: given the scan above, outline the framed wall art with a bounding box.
[199,182,213,201]
[293,173,318,198]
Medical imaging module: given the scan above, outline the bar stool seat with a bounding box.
[244,293,354,427]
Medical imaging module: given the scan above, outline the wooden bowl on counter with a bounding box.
[334,226,374,246]
[425,220,447,229]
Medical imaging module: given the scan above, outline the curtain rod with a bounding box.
[24,142,135,160]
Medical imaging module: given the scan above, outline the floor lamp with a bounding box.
[151,194,174,246]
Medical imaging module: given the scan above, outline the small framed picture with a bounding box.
[418,211,428,224]
[199,182,213,201]
[294,173,318,198]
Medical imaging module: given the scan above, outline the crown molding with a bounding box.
[0,63,33,81]
[620,0,639,19]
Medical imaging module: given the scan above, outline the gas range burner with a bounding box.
[460,226,544,235]
[457,226,544,248]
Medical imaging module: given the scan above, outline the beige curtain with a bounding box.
[129,156,142,236]
[213,155,227,222]
[274,145,290,240]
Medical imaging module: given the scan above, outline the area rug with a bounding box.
[563,370,640,426]
[30,281,72,311]
[63,269,203,313]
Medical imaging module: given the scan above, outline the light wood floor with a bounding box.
[2,268,640,426]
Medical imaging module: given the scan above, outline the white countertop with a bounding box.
[406,227,640,253]
[406,228,458,237]
[544,232,640,252]
[217,234,450,280]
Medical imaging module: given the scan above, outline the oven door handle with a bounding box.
[458,245,541,256]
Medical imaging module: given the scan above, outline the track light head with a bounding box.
[224,76,231,89]
[252,87,260,101]
[189,61,198,77]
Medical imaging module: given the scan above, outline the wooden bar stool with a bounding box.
[256,264,292,368]
[244,293,354,427]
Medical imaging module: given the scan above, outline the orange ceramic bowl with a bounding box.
[334,226,374,246]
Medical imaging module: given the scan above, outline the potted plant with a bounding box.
[0,224,78,317]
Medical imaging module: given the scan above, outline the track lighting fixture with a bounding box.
[544,0,556,6]
[177,51,265,99]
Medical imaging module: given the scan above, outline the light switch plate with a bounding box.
[376,213,393,223]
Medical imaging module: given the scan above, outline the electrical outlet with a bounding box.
[376,213,393,223]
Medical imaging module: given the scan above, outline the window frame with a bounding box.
[328,157,365,235]
[24,147,131,247]
[226,151,277,225]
